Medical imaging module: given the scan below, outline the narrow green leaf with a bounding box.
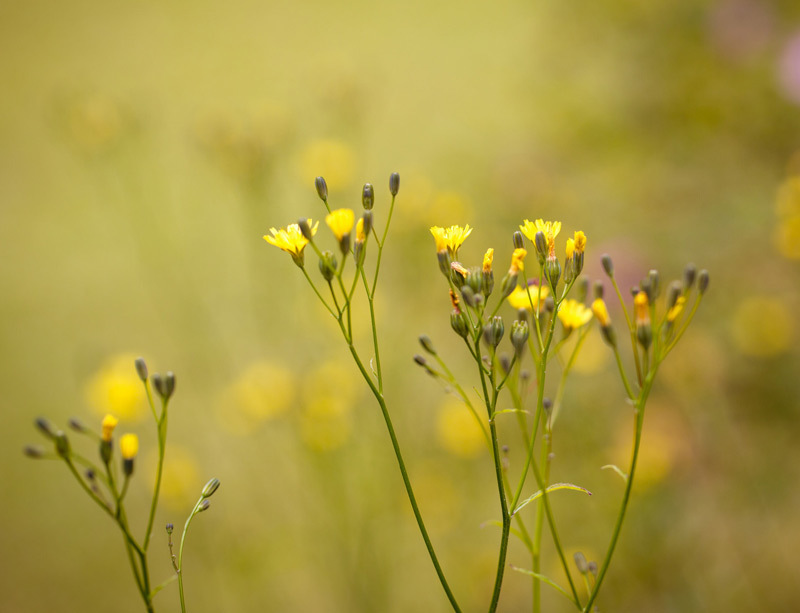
[481,519,530,549]
[511,482,592,516]
[601,464,628,483]
[509,565,578,606]
[491,408,530,418]
[149,574,177,598]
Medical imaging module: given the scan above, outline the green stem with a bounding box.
[177,500,203,613]
[347,344,462,612]
[144,401,168,552]
[582,368,658,612]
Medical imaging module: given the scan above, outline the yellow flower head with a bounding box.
[101,414,119,442]
[120,433,139,459]
[430,224,473,257]
[355,217,366,243]
[520,219,561,257]
[558,299,593,332]
[483,248,494,274]
[573,231,586,254]
[667,296,686,323]
[634,291,650,325]
[566,238,575,260]
[325,208,355,241]
[264,220,318,262]
[85,354,147,422]
[509,248,527,274]
[591,298,611,327]
[507,284,549,311]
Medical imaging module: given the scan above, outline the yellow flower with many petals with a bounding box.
[325,208,355,241]
[507,284,549,311]
[573,231,586,254]
[483,248,493,273]
[520,219,561,257]
[264,220,318,266]
[429,224,473,258]
[558,299,593,332]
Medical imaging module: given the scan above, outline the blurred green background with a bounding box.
[3,0,800,611]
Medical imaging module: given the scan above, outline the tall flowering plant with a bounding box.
[265,173,709,612]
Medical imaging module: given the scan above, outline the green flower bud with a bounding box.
[134,357,148,382]
[389,172,400,196]
[362,183,374,210]
[315,176,328,202]
[55,431,70,458]
[601,254,614,277]
[483,315,505,348]
[698,269,710,294]
[450,310,469,339]
[319,250,337,282]
[201,477,221,498]
[510,320,529,355]
[545,257,561,290]
[419,335,437,355]
[512,231,524,250]
[297,218,315,241]
[683,263,696,290]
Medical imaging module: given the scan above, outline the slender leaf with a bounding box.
[509,565,578,606]
[512,482,592,516]
[601,464,628,483]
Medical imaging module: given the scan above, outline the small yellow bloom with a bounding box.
[120,433,139,459]
[634,291,650,325]
[483,248,494,273]
[566,238,575,260]
[509,248,527,274]
[355,217,366,243]
[507,284,549,311]
[85,354,146,421]
[667,296,686,323]
[264,220,318,261]
[325,208,355,241]
[429,224,473,257]
[591,298,611,327]
[520,219,561,257]
[101,414,119,442]
[573,231,586,254]
[558,299,593,332]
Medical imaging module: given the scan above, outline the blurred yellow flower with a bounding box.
[299,139,355,189]
[149,445,200,510]
[591,298,611,327]
[520,219,561,255]
[325,208,355,241]
[120,434,139,459]
[507,284,549,311]
[483,248,494,273]
[566,238,575,259]
[85,354,146,422]
[667,296,686,323]
[773,215,800,259]
[101,414,119,442]
[299,401,352,452]
[558,299,592,332]
[436,398,485,458]
[355,217,366,243]
[573,230,586,254]
[263,220,318,262]
[429,224,473,258]
[730,295,794,356]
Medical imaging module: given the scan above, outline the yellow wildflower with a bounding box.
[101,414,119,442]
[325,208,355,241]
[436,398,485,458]
[634,291,650,325]
[483,248,494,273]
[573,231,586,254]
[120,434,139,459]
[264,220,318,264]
[520,219,561,256]
[429,224,473,257]
[85,354,146,421]
[566,238,575,260]
[355,217,366,243]
[667,296,686,323]
[507,284,549,311]
[591,298,611,327]
[558,299,593,332]
[509,248,527,274]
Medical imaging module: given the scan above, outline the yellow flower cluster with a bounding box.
[263,220,318,264]
[430,224,473,257]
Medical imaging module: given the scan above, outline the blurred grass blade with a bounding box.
[511,483,591,516]
[601,464,628,483]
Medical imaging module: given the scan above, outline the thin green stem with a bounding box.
[582,368,658,612]
[609,275,642,386]
[143,400,168,552]
[177,500,203,613]
[300,266,337,318]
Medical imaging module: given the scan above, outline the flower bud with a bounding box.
[166,523,174,534]
[460,285,477,308]
[450,310,469,339]
[510,320,529,356]
[601,254,614,277]
[483,315,505,348]
[545,257,561,289]
[648,269,660,298]
[593,281,604,300]
[413,354,427,367]
[544,295,555,313]
[68,417,87,433]
[499,272,519,299]
[319,250,337,282]
[361,210,373,236]
[698,269,710,294]
[201,477,221,498]
[120,433,138,477]
[35,417,56,440]
[134,357,148,382]
[666,281,682,310]
[198,499,211,512]
[512,231,524,250]
[55,431,70,458]
[534,231,547,264]
[297,218,315,241]
[683,263,696,290]
[419,335,437,355]
[574,552,589,574]
[23,444,44,459]
[362,183,374,210]
[315,176,328,202]
[164,372,176,399]
[389,172,400,196]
